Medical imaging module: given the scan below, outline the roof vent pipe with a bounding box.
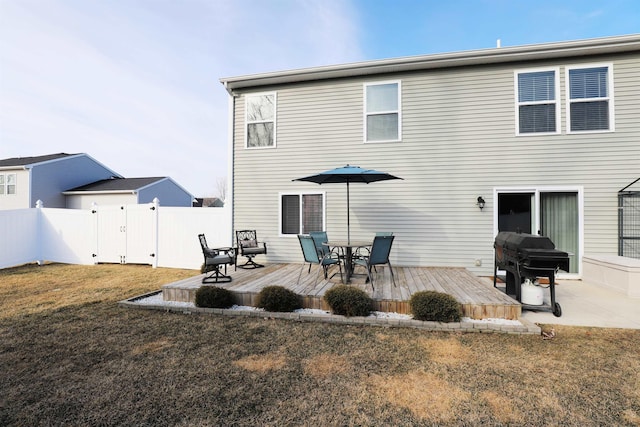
[496,39,501,48]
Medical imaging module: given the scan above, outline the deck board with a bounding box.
[162,263,521,320]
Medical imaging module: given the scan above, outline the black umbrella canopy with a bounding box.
[293,165,402,243]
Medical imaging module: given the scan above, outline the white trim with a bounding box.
[363,80,402,143]
[493,186,584,278]
[245,92,277,149]
[514,67,561,136]
[565,62,615,134]
[278,191,326,237]
[227,92,235,240]
[63,190,137,195]
[220,35,640,93]
[0,172,17,196]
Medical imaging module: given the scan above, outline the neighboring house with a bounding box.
[0,153,121,210]
[0,153,194,209]
[63,177,194,208]
[220,34,640,278]
[193,197,224,207]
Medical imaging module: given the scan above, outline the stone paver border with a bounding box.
[119,291,541,335]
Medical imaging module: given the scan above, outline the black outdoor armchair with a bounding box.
[235,230,267,270]
[198,234,235,283]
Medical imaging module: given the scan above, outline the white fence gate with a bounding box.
[0,201,231,270]
[96,204,157,265]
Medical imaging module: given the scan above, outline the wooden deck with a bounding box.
[162,264,522,320]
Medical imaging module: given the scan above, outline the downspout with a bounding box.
[28,166,33,209]
[225,82,236,246]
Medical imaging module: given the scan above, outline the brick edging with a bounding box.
[119,292,541,335]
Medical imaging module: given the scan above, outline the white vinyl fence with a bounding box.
[0,200,231,270]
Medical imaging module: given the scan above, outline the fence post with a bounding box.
[151,198,159,268]
[91,202,99,264]
[35,200,44,265]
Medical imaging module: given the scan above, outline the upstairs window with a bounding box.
[246,93,276,148]
[280,193,324,235]
[0,173,16,195]
[567,65,613,132]
[516,69,559,134]
[365,81,401,142]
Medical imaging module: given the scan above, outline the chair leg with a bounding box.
[366,264,375,290]
[202,264,232,283]
[297,263,305,285]
[388,262,396,287]
[237,255,264,269]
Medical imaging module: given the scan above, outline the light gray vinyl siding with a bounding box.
[231,51,640,276]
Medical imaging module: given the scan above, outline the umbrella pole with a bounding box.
[347,181,350,244]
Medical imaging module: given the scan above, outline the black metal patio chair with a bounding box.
[198,234,235,283]
[235,230,267,270]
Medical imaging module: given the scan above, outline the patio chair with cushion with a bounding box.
[297,234,343,285]
[235,230,267,270]
[198,234,235,283]
[353,235,396,290]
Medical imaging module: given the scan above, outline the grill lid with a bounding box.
[494,231,556,251]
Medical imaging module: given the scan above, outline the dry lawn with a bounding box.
[1,263,639,426]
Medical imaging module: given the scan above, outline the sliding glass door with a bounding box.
[495,187,582,277]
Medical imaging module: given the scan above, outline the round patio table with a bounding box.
[324,240,371,283]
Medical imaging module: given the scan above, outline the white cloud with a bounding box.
[0,0,363,196]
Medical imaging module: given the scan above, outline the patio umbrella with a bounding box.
[293,165,402,243]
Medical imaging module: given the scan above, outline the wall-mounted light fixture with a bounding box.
[477,196,486,211]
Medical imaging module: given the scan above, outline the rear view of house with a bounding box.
[220,35,640,278]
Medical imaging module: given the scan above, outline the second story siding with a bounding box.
[226,38,640,273]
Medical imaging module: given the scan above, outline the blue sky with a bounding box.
[1,0,638,197]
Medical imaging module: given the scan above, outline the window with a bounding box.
[280,193,324,235]
[246,93,276,148]
[0,173,16,195]
[516,69,559,134]
[567,64,613,132]
[365,81,401,142]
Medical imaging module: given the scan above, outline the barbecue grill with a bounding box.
[493,231,569,317]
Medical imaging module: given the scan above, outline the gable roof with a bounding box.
[220,34,640,93]
[0,153,80,168]
[0,153,123,179]
[64,177,167,193]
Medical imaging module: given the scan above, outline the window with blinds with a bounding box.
[516,69,559,134]
[280,193,324,235]
[567,65,612,132]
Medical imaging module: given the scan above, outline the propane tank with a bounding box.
[521,278,544,305]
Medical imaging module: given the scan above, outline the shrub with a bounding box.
[256,286,302,312]
[324,285,373,317]
[410,291,462,322]
[195,286,235,309]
